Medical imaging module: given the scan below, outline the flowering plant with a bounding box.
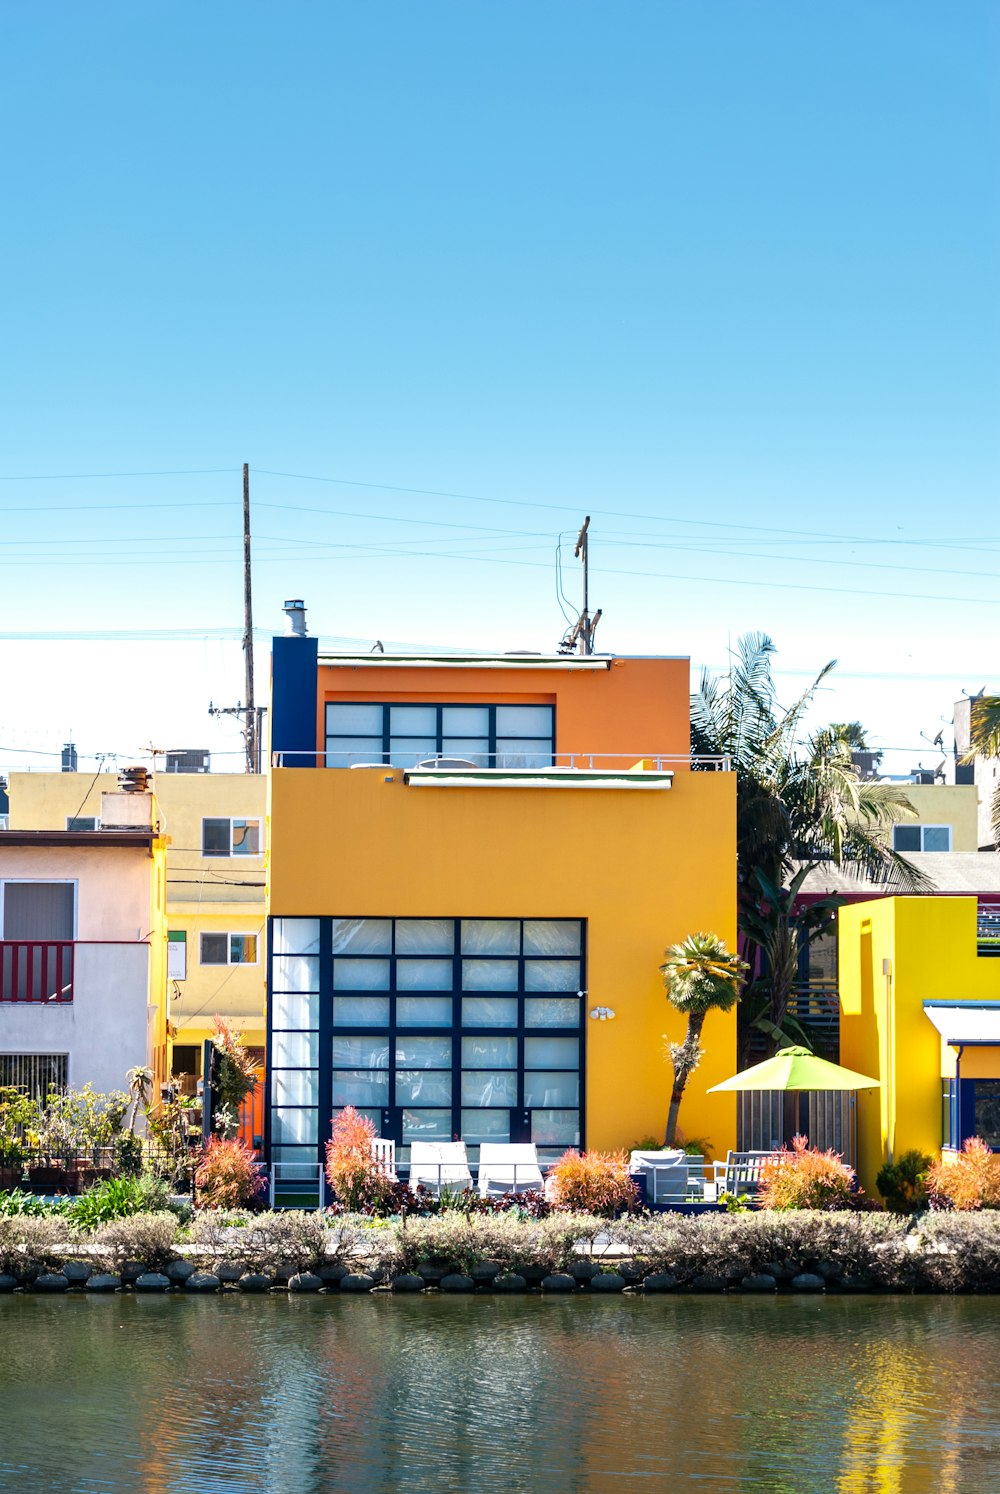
[757,1134,855,1210]
[927,1138,1000,1211]
[546,1149,639,1217]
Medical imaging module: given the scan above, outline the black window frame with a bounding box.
[323,703,556,769]
[201,816,262,858]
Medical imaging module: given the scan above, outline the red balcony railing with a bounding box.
[0,941,74,1003]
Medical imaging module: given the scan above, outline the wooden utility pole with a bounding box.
[574,516,591,655]
[242,463,256,773]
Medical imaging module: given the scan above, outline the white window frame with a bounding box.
[200,817,262,858]
[892,823,952,852]
[0,879,78,940]
[200,931,260,967]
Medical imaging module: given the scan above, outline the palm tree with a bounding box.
[691,634,927,1060]
[660,932,748,1145]
[967,695,1000,847]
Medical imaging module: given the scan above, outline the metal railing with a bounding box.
[978,903,1000,957]
[273,750,732,771]
[0,941,74,1003]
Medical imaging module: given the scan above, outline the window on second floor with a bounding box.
[1,880,75,940]
[202,817,262,857]
[201,932,258,965]
[892,824,952,853]
[324,703,555,770]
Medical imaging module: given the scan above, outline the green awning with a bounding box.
[708,1045,880,1093]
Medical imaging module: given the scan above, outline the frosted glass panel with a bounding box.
[396,995,453,1026]
[271,991,319,1030]
[442,707,489,734]
[524,998,580,1029]
[272,955,320,993]
[333,958,390,990]
[461,1109,510,1143]
[396,959,454,991]
[327,703,384,734]
[461,920,519,955]
[395,1070,452,1105]
[439,739,488,765]
[402,1109,451,1140]
[496,739,552,768]
[395,919,454,954]
[495,706,553,736]
[460,1070,518,1106]
[462,959,518,991]
[271,1030,318,1068]
[273,918,320,956]
[525,960,580,992]
[523,920,581,956]
[332,1037,390,1068]
[273,1070,318,1107]
[530,1109,579,1146]
[325,739,384,768]
[332,1071,389,1106]
[462,997,518,1028]
[395,1037,452,1068]
[271,1146,318,1169]
[271,1108,318,1145]
[462,1036,517,1068]
[330,919,392,954]
[390,706,438,735]
[525,1037,579,1069]
[331,1108,381,1132]
[524,1071,579,1107]
[388,739,438,768]
[332,996,390,1027]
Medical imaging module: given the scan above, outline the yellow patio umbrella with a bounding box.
[708,1046,880,1094]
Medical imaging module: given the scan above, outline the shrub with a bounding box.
[757,1135,854,1211]
[189,1208,338,1275]
[546,1150,639,1216]
[390,1212,622,1276]
[0,1189,70,1218]
[93,1212,180,1272]
[915,1213,1000,1291]
[325,1107,399,1215]
[876,1150,932,1213]
[0,1215,72,1275]
[194,1137,265,1210]
[69,1172,172,1230]
[927,1138,1000,1211]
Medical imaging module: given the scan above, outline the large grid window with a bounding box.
[324,704,555,770]
[268,916,584,1175]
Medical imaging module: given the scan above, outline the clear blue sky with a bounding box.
[0,2,997,775]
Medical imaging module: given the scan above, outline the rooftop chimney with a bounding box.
[283,599,307,637]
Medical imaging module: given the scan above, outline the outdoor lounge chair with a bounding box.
[370,1138,397,1180]
[629,1149,695,1206]
[408,1140,473,1196]
[477,1142,544,1197]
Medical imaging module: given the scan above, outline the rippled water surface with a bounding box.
[2,1292,1000,1492]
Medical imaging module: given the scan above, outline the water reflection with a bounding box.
[1,1293,1000,1491]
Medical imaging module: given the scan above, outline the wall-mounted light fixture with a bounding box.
[589,1006,616,1021]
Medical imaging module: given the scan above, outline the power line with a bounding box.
[0,468,238,481]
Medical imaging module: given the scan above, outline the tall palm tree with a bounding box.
[691,634,927,1060]
[967,695,1000,847]
[660,933,748,1145]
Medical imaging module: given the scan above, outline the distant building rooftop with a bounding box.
[797,852,1000,897]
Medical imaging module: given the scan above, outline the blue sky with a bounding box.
[0,2,997,775]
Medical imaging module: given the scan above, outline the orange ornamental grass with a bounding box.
[545,1149,640,1216]
[927,1138,1000,1210]
[194,1136,265,1209]
[757,1134,855,1211]
[325,1106,399,1213]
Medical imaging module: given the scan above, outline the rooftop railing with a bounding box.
[272,751,732,771]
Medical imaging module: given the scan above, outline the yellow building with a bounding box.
[7,769,266,1086]
[266,612,738,1197]
[839,895,1000,1194]
[883,782,980,854]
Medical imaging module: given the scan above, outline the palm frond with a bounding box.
[968,696,1000,762]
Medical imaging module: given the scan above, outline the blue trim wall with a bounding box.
[271,635,319,767]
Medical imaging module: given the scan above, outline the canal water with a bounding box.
[1,1292,998,1492]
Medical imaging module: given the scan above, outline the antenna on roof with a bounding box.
[557,516,602,656]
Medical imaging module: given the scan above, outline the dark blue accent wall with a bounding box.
[271,636,319,767]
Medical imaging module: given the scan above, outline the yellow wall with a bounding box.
[839,896,1000,1192]
[889,783,979,851]
[7,771,266,1052]
[268,764,738,1155]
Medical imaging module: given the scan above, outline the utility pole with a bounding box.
[242,463,255,774]
[558,515,602,656]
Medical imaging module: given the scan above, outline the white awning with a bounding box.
[923,1003,1000,1044]
[403,767,673,790]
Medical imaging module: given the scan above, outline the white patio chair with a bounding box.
[370,1138,397,1180]
[408,1141,473,1196]
[477,1143,544,1197]
[712,1150,777,1200]
[629,1149,690,1206]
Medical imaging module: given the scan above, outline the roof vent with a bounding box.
[283,599,307,637]
[165,749,211,774]
[118,765,150,794]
